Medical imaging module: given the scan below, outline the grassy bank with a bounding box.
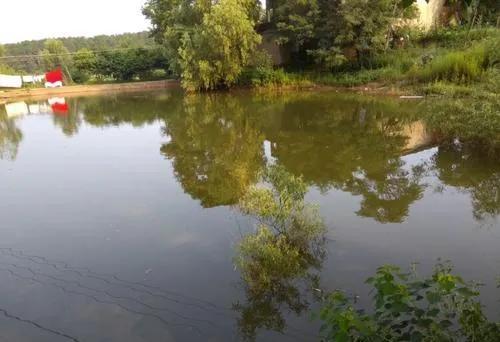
[241,28,500,99]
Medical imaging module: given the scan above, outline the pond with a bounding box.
[0,90,499,341]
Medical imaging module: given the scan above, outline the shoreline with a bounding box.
[1,78,488,103]
[0,80,180,102]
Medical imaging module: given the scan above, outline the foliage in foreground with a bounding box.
[319,263,500,342]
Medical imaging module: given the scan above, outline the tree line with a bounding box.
[1,1,498,88]
[0,32,168,83]
[142,0,499,91]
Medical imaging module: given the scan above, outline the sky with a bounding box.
[0,0,151,44]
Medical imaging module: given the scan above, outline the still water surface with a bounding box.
[0,90,499,341]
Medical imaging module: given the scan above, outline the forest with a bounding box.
[0,32,168,82]
[1,1,498,90]
[141,0,499,92]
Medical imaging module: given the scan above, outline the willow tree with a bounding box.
[143,0,261,90]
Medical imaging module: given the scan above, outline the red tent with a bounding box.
[45,69,64,87]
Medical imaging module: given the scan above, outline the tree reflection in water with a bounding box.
[344,161,427,223]
[6,91,497,224]
[432,144,500,222]
[233,165,326,341]
[263,97,429,223]
[0,112,23,161]
[161,94,265,208]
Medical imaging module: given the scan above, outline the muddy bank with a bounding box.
[0,80,180,102]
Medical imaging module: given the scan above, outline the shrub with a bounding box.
[236,164,326,286]
[318,262,500,341]
[408,45,486,84]
[417,28,497,48]
[234,164,326,339]
[484,35,500,68]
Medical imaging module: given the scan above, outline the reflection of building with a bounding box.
[400,121,434,154]
[5,102,28,118]
[2,98,68,117]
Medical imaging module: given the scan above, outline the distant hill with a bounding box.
[3,31,155,56]
[1,31,156,73]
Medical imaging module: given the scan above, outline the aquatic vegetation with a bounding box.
[234,164,326,340]
[319,262,500,342]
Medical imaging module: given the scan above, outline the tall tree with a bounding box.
[71,48,97,82]
[40,39,73,81]
[273,0,320,50]
[143,0,261,90]
[179,0,261,90]
[310,0,417,69]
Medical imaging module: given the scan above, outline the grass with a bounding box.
[407,44,486,84]
[245,28,500,97]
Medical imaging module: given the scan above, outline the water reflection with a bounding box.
[0,110,23,161]
[343,161,427,223]
[233,165,326,340]
[161,95,265,208]
[1,90,499,341]
[432,144,500,222]
[2,91,499,225]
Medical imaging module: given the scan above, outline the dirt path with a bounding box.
[0,80,180,102]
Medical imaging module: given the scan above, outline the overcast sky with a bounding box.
[0,0,151,44]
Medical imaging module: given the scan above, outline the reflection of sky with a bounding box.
[0,97,499,340]
[0,117,245,341]
[309,146,500,319]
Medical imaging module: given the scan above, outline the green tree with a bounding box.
[273,0,320,50]
[318,0,416,68]
[143,0,261,90]
[40,39,73,81]
[143,0,209,74]
[0,44,14,75]
[71,48,97,83]
[268,0,419,69]
[93,48,168,81]
[178,0,261,90]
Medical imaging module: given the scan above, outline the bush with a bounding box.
[484,35,500,68]
[318,262,500,342]
[417,28,498,48]
[408,45,487,84]
[239,67,290,87]
[314,67,402,87]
